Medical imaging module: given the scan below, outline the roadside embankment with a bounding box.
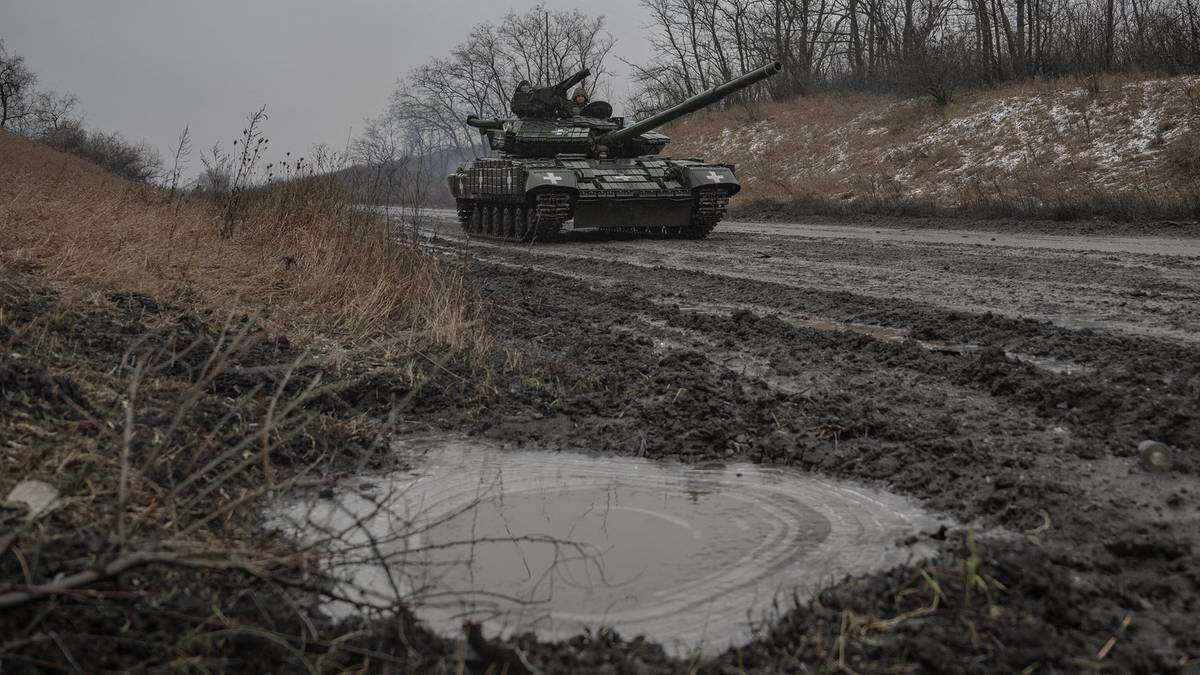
[666,75,1200,223]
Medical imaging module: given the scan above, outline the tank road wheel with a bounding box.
[681,187,732,239]
[456,200,474,233]
[514,207,529,241]
[502,206,515,239]
[470,204,483,234]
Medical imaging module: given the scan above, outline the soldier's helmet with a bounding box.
[571,87,589,103]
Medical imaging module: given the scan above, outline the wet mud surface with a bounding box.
[4,202,1200,672]
[421,209,1200,344]
[408,212,1200,672]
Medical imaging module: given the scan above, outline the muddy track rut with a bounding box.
[407,212,1200,673]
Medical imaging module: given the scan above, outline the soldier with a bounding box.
[508,81,532,117]
[569,86,589,115]
[511,80,533,116]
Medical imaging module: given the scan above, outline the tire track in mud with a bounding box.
[423,220,1200,485]
[424,223,1200,369]
[414,216,1200,670]
[478,262,1197,504]
[419,212,1200,343]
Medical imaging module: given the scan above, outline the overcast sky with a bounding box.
[1,0,653,169]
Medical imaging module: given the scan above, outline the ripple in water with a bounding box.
[275,436,945,657]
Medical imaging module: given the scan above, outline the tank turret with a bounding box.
[468,62,780,160]
[511,68,591,119]
[448,62,783,243]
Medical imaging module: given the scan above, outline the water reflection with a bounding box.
[276,436,944,657]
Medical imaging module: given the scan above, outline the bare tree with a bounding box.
[0,39,37,129]
[354,113,411,208]
[381,4,616,158]
[16,90,79,137]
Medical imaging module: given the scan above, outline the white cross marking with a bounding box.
[543,172,563,184]
[551,129,567,136]
[704,171,724,183]
[609,175,639,182]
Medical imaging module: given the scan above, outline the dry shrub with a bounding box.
[38,120,163,184]
[1166,133,1200,177]
[1166,84,1200,178]
[0,130,477,346]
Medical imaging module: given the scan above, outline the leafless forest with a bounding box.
[375,0,1200,155]
[630,0,1200,107]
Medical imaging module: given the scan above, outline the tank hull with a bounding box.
[448,157,740,241]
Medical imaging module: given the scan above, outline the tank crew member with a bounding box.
[569,86,589,115]
[511,80,533,116]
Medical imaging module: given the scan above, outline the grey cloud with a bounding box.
[1,0,651,171]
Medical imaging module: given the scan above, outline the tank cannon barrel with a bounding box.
[553,68,591,94]
[466,115,504,130]
[604,61,781,147]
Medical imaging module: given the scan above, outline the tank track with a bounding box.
[595,187,731,239]
[456,192,571,242]
[455,188,728,242]
[684,186,730,239]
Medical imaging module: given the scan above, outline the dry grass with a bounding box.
[0,129,478,346]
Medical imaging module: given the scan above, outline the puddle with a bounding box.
[275,436,945,657]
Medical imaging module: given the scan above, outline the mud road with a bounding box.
[399,210,1200,673]
[420,210,1200,343]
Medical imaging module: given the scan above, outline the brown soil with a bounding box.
[4,207,1200,673]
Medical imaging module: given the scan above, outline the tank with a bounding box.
[448,61,782,241]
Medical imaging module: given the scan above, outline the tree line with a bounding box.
[630,0,1200,108]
